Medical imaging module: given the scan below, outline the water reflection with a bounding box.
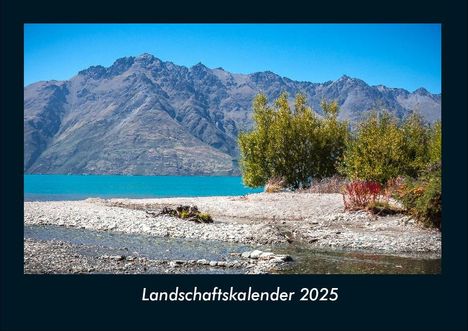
[277,246,440,274]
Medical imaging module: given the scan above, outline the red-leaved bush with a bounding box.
[342,181,382,210]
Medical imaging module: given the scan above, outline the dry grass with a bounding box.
[300,176,349,194]
[264,177,287,193]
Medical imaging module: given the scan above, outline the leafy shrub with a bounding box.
[342,180,383,210]
[340,112,434,184]
[428,121,441,164]
[394,121,441,229]
[340,112,407,183]
[341,180,405,215]
[239,93,349,189]
[400,112,431,177]
[396,164,441,229]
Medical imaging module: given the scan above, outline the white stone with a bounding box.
[249,250,263,259]
[258,252,275,260]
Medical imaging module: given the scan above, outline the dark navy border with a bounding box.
[1,0,466,330]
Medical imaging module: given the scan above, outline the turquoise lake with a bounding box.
[24,175,263,201]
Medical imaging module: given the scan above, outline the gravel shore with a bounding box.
[24,239,291,274]
[24,193,441,255]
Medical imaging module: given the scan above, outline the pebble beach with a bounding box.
[24,192,441,274]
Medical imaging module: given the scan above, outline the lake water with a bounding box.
[24,175,263,201]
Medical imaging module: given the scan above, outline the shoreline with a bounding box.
[24,192,441,256]
[24,238,291,274]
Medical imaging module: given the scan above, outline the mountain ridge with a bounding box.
[24,53,441,175]
[26,53,440,96]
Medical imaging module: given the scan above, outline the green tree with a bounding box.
[401,112,430,177]
[238,93,274,187]
[317,100,349,177]
[428,120,441,165]
[340,112,407,183]
[341,111,441,184]
[239,92,348,188]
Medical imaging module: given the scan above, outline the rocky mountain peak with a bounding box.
[413,87,431,96]
[191,62,208,71]
[338,74,352,81]
[133,53,161,68]
[336,74,367,86]
[107,56,136,76]
[249,70,281,84]
[24,54,441,176]
[136,53,156,60]
[78,65,107,79]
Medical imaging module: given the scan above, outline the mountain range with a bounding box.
[24,53,441,175]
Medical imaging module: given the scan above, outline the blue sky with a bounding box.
[24,24,441,93]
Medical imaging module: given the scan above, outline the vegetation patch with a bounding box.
[304,175,349,194]
[342,181,382,211]
[342,180,404,216]
[150,205,214,224]
[238,93,348,189]
[264,177,287,193]
[340,112,439,184]
[395,165,441,229]
[238,93,441,229]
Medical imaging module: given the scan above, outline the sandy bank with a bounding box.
[24,193,441,255]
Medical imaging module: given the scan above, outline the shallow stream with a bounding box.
[24,224,440,274]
